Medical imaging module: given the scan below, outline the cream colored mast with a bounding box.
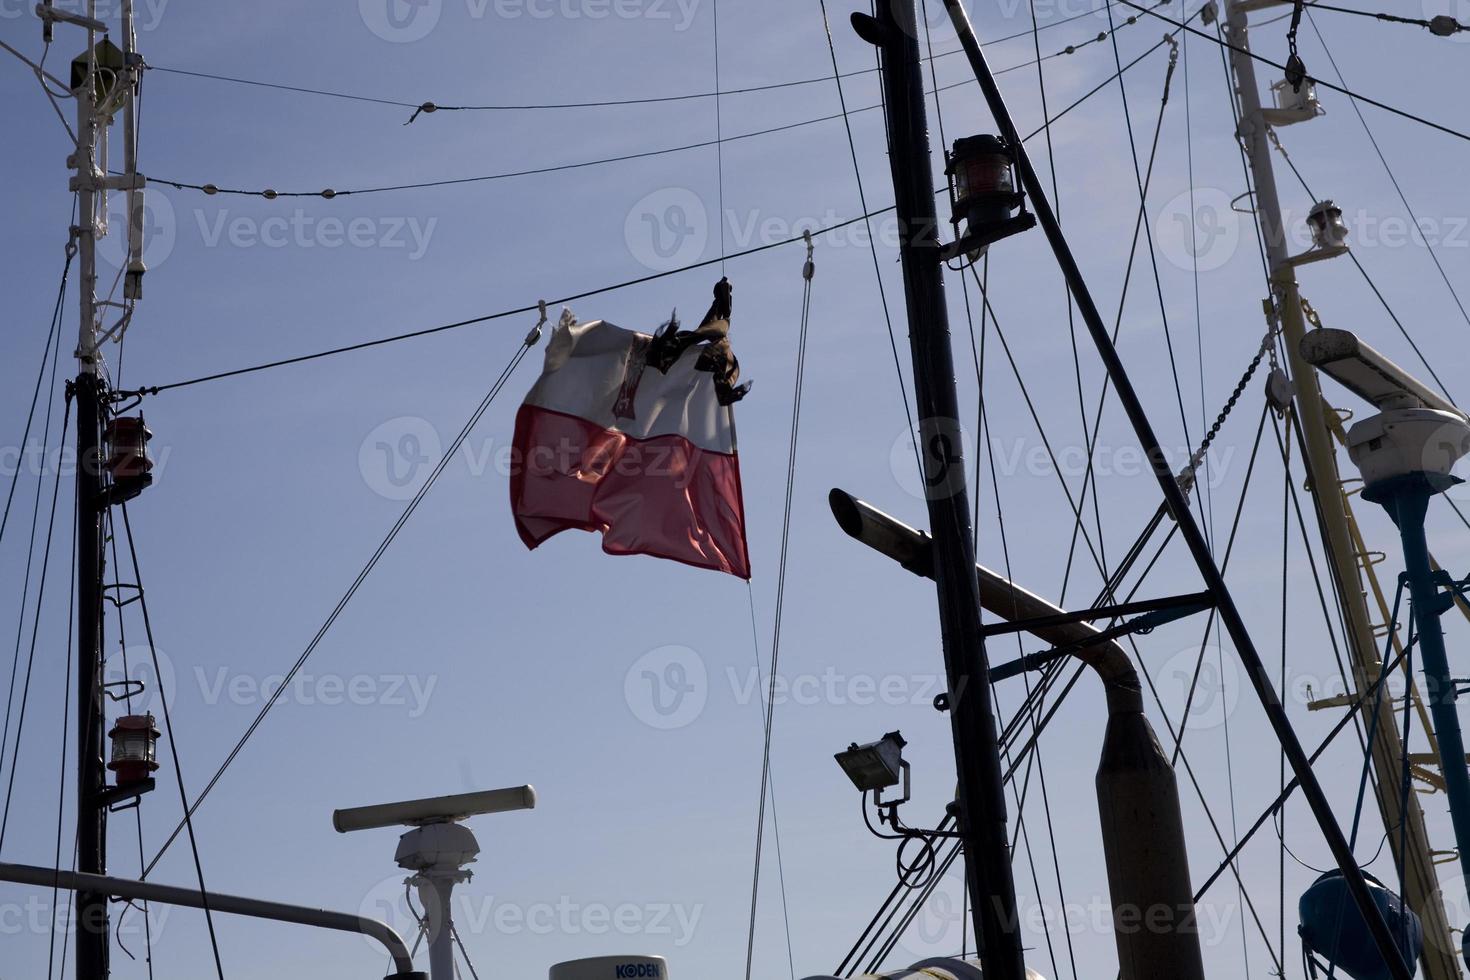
[1222,0,1458,973]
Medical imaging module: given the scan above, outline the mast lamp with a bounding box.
[942,135,1035,263]
[836,731,909,799]
[1285,199,1350,267]
[1307,201,1349,251]
[103,415,154,504]
[1264,77,1323,126]
[107,713,159,788]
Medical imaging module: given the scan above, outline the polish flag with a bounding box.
[510,316,751,578]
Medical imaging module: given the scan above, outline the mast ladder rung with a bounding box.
[1412,765,1447,791]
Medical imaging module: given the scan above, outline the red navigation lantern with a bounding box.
[104,415,154,502]
[107,713,159,788]
[944,135,1034,262]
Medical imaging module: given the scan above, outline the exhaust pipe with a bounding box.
[830,489,1206,980]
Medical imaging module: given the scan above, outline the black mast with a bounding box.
[935,0,1414,976]
[853,2,1028,975]
[75,370,109,979]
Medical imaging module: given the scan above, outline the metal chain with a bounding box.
[1177,331,1275,494]
[1285,0,1309,90]
[1301,295,1324,329]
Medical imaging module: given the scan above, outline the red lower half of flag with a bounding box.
[510,405,751,578]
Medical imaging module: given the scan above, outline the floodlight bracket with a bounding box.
[873,759,912,811]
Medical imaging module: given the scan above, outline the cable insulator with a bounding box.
[1430,14,1462,35]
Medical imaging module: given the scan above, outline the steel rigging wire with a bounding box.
[0,240,72,852]
[45,489,76,980]
[0,398,72,854]
[1267,136,1455,403]
[131,3,1200,204]
[1191,639,1413,902]
[978,280,1290,968]
[142,332,538,878]
[1303,0,1467,35]
[104,507,158,980]
[931,5,1074,970]
[742,235,814,980]
[123,29,1185,402]
[1102,16,1195,455]
[852,179,1287,969]
[727,4,794,976]
[117,501,227,978]
[144,2,1126,119]
[820,0,921,482]
[1116,0,1470,143]
[1304,9,1470,344]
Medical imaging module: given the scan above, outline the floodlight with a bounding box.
[1299,329,1462,417]
[836,732,907,794]
[333,785,536,834]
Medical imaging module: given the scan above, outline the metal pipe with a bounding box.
[831,490,1205,977]
[936,1,1412,976]
[71,31,109,978]
[1223,2,1455,971]
[849,3,1025,973]
[0,861,424,978]
[1375,479,1470,904]
[831,489,1142,712]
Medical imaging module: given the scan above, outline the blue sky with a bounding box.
[3,0,1470,977]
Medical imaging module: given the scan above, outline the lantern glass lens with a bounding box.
[957,155,1012,203]
[111,733,153,764]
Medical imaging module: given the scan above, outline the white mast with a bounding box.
[38,0,148,972]
[1222,3,1459,974]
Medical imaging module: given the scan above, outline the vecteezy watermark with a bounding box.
[359,416,445,501]
[896,862,1243,960]
[97,183,177,271]
[0,441,174,485]
[192,667,438,718]
[1156,644,1240,733]
[94,188,439,275]
[623,645,948,730]
[356,418,707,500]
[1155,187,1242,274]
[491,0,702,29]
[101,644,178,717]
[1155,185,1470,272]
[1430,418,1470,504]
[358,875,703,956]
[625,188,708,272]
[100,644,436,718]
[0,894,172,939]
[1154,642,1428,731]
[193,210,438,260]
[888,422,1239,502]
[359,0,444,42]
[890,419,978,503]
[624,195,954,272]
[624,645,708,730]
[0,0,170,30]
[359,0,701,42]
[1424,0,1470,42]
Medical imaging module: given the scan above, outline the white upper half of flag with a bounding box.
[522,318,736,454]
